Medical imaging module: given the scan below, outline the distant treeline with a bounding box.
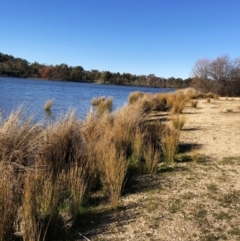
[1,52,240,96]
[0,52,190,88]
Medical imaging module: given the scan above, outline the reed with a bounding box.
[44,99,54,111]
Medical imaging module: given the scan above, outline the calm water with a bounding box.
[0,77,174,121]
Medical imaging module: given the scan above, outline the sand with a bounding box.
[181,98,240,160]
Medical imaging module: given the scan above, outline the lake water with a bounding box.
[0,77,174,121]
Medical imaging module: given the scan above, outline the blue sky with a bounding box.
[1,0,239,79]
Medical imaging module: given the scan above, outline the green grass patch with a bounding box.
[169,198,182,213]
[220,156,240,165]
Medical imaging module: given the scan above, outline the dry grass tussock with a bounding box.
[93,105,144,209]
[129,92,169,113]
[170,114,187,130]
[0,109,93,241]
[161,126,180,164]
[175,87,199,99]
[0,91,186,240]
[140,121,164,174]
[166,92,189,114]
[128,91,144,104]
[0,107,42,165]
[0,108,42,241]
[0,162,22,241]
[190,99,198,108]
[44,99,54,111]
[80,102,165,208]
[91,96,113,117]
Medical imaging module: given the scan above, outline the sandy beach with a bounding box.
[181,98,240,161]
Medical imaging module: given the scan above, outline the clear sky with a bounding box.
[1,0,239,79]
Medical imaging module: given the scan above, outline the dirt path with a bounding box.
[78,98,240,241]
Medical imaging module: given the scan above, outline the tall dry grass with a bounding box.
[94,105,143,208]
[154,93,168,106]
[140,121,164,173]
[91,96,113,117]
[0,108,42,241]
[84,103,161,208]
[190,100,198,108]
[170,114,187,130]
[91,96,105,106]
[166,93,189,114]
[37,111,93,218]
[161,127,180,165]
[130,93,169,114]
[128,91,144,104]
[0,107,42,165]
[0,162,22,241]
[44,99,54,111]
[131,127,143,165]
[0,109,94,240]
[97,141,129,209]
[143,145,161,175]
[0,93,176,238]
[21,169,53,241]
